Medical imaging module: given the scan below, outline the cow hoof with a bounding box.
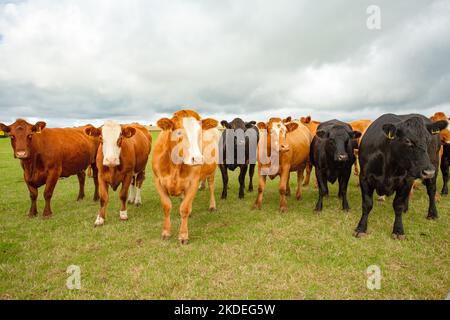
[252,204,262,210]
[391,234,406,240]
[209,207,217,212]
[343,208,350,212]
[94,215,105,227]
[28,212,38,218]
[279,207,288,214]
[42,214,53,219]
[135,202,142,207]
[221,195,227,200]
[426,215,438,220]
[161,234,171,241]
[248,187,254,192]
[179,239,189,245]
[119,211,128,221]
[77,196,85,201]
[353,231,367,238]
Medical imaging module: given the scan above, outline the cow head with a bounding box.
[300,115,320,135]
[221,118,257,146]
[316,125,361,162]
[157,110,218,165]
[430,112,450,145]
[0,119,46,159]
[257,117,298,153]
[382,116,448,179]
[85,121,136,167]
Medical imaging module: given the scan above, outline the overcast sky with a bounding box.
[0,0,449,127]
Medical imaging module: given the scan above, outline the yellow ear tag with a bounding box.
[432,129,440,134]
[387,131,394,140]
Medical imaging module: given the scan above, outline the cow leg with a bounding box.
[91,164,100,202]
[133,171,145,206]
[27,183,38,218]
[238,165,248,199]
[279,166,290,213]
[219,164,228,199]
[248,163,256,192]
[353,151,360,176]
[303,161,311,187]
[253,174,266,210]
[314,169,328,212]
[118,174,133,221]
[207,174,216,211]
[155,180,172,240]
[441,156,449,195]
[95,179,109,226]
[127,175,136,204]
[339,167,352,211]
[199,179,206,190]
[76,171,86,201]
[391,184,411,239]
[43,170,60,218]
[285,174,291,197]
[296,165,305,200]
[425,175,439,220]
[353,180,374,237]
[179,180,200,245]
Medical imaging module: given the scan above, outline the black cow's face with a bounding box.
[317,126,361,162]
[382,117,448,179]
[221,119,256,147]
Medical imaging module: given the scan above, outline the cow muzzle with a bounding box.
[104,157,120,167]
[185,155,204,165]
[421,169,435,180]
[336,154,349,162]
[15,151,28,159]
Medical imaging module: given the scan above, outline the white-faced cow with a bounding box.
[85,121,152,226]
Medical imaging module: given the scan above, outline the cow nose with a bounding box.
[421,169,435,179]
[280,144,290,152]
[104,157,119,167]
[337,154,349,161]
[16,151,27,158]
[192,155,203,165]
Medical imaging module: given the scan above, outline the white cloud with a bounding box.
[0,0,449,126]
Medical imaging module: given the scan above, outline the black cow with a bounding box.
[441,144,449,195]
[354,114,448,239]
[219,118,259,199]
[310,120,361,212]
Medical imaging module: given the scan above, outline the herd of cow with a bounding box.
[0,110,449,244]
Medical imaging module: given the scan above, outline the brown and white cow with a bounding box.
[0,119,100,217]
[349,119,372,177]
[84,121,152,226]
[300,116,321,187]
[152,110,220,245]
[253,117,312,212]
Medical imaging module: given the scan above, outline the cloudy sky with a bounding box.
[0,0,449,127]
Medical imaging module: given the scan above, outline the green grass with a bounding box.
[0,134,449,300]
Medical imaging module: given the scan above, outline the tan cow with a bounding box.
[84,121,152,226]
[300,116,321,187]
[152,110,220,245]
[253,117,312,212]
[349,119,372,176]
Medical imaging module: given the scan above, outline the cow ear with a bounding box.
[301,116,311,124]
[32,121,46,133]
[202,118,218,130]
[157,118,174,131]
[283,116,292,123]
[351,130,362,139]
[0,123,10,133]
[382,123,397,140]
[85,125,101,137]
[257,122,267,130]
[220,120,230,129]
[316,129,328,139]
[245,121,256,128]
[122,126,136,138]
[286,122,298,132]
[427,120,448,135]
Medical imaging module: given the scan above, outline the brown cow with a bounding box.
[349,119,372,176]
[300,116,321,187]
[153,110,220,245]
[253,117,312,212]
[0,119,99,217]
[84,121,152,226]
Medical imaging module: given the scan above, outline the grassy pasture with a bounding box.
[0,134,448,300]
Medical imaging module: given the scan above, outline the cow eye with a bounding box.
[10,135,15,140]
[404,139,413,147]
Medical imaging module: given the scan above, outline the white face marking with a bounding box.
[182,117,203,164]
[102,120,122,166]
